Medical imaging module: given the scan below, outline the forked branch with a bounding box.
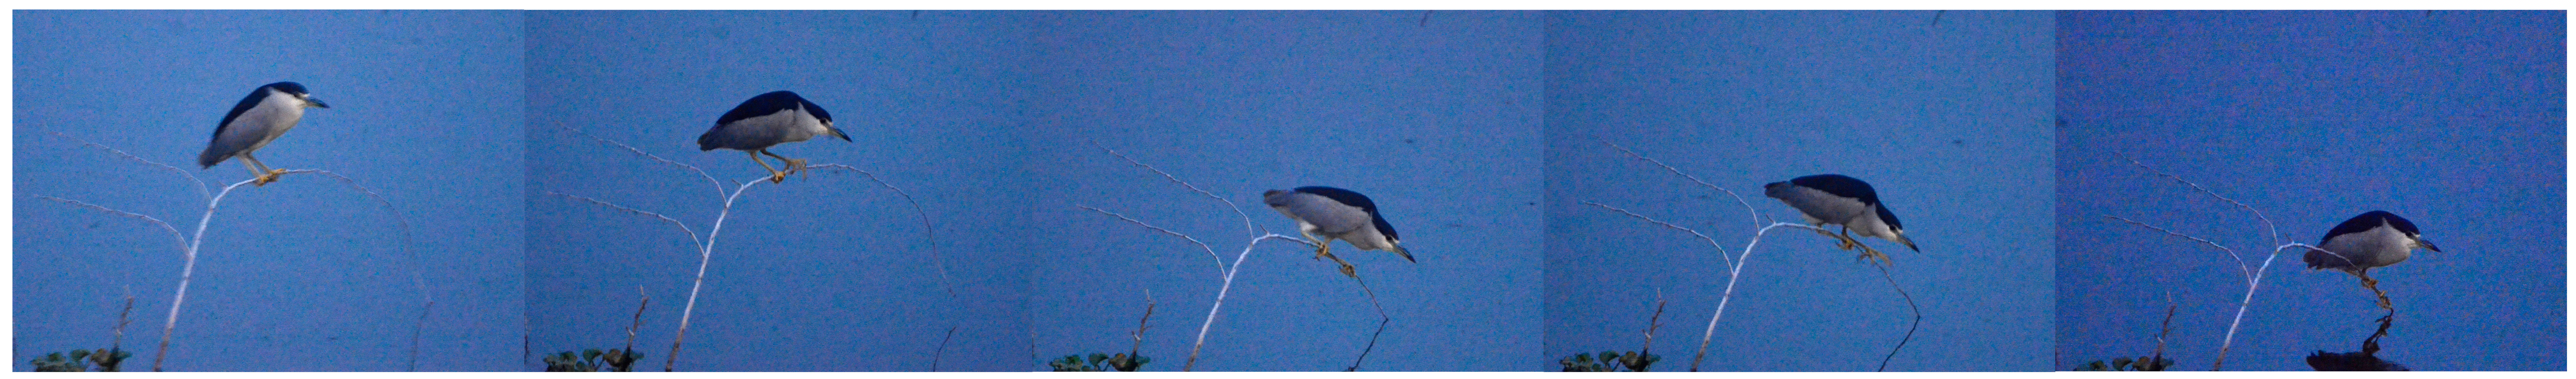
[1091,141,1262,238]
[1593,142,1921,372]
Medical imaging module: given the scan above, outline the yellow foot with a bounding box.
[254,169,287,186]
[1315,250,1358,278]
[1849,244,1891,266]
[768,171,787,184]
[785,158,809,181]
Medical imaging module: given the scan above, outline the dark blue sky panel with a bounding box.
[1023,11,1546,371]
[523,10,1037,372]
[1544,11,2058,372]
[2056,10,2565,371]
[14,10,526,371]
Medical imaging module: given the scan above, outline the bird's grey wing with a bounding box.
[1278,195,1374,235]
[199,88,276,167]
[2301,246,2351,270]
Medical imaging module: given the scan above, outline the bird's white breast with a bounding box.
[1269,192,1374,235]
[221,90,309,153]
[1845,210,1901,240]
[725,107,830,145]
[1772,186,1873,225]
[2317,225,2413,269]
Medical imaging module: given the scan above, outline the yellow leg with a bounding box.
[761,150,806,183]
[240,153,284,186]
[1811,227,1847,249]
[747,151,785,183]
[2357,268,2392,310]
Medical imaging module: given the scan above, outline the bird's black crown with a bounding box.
[2324,210,2421,242]
[1786,174,1882,205]
[717,90,834,126]
[265,81,310,95]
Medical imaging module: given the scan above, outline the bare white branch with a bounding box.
[2120,154,2283,246]
[45,131,210,200]
[547,191,703,250]
[804,164,956,298]
[1583,201,1735,269]
[300,170,431,304]
[1092,141,1263,238]
[1080,205,1226,275]
[1685,221,1829,372]
[667,174,767,372]
[2104,215,2251,280]
[2107,155,2338,371]
[1602,141,1765,228]
[1184,233,1308,371]
[561,125,726,198]
[33,195,189,256]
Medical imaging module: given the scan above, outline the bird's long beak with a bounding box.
[827,123,850,142]
[306,97,331,109]
[1391,244,1416,263]
[1894,233,1920,252]
[2418,237,2442,252]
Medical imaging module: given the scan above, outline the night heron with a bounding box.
[2305,210,2441,281]
[1263,186,1415,263]
[1763,174,1920,252]
[196,81,329,186]
[698,90,848,183]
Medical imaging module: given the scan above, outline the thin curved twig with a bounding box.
[35,196,189,255]
[665,175,767,372]
[1081,206,1226,274]
[548,191,704,250]
[1342,268,1391,371]
[806,164,955,299]
[1603,141,1764,228]
[152,175,259,371]
[1869,261,1921,371]
[2106,216,2343,370]
[2121,154,2283,246]
[1683,222,1827,372]
[44,131,210,200]
[407,301,434,371]
[802,164,963,370]
[562,125,724,198]
[302,171,431,302]
[1583,201,1736,269]
[1092,141,1262,238]
[1181,233,1318,371]
[2104,215,2252,280]
[294,170,435,370]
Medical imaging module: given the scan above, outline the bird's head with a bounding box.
[268,81,328,109]
[825,121,850,142]
[1889,228,1919,252]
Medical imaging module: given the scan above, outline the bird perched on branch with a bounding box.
[197,81,330,186]
[2305,211,2441,278]
[698,91,848,183]
[1763,174,1920,255]
[1264,186,1415,265]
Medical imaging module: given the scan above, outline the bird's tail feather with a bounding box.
[195,148,226,169]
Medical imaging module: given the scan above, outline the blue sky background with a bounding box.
[2056,11,2565,371]
[524,11,1034,371]
[13,10,525,371]
[1545,11,2057,371]
[1024,11,1544,371]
